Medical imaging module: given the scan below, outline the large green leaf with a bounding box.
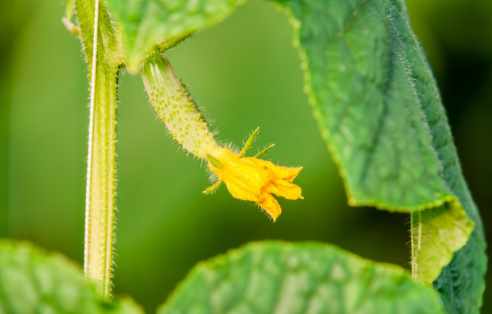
[0,241,143,314]
[158,242,445,314]
[277,1,486,313]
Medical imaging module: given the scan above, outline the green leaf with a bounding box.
[158,242,445,314]
[433,225,487,314]
[276,1,486,313]
[0,241,143,314]
[105,0,247,72]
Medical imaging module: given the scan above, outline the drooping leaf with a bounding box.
[276,1,486,313]
[0,241,143,314]
[158,242,445,314]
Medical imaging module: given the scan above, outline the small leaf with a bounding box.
[0,241,143,314]
[105,0,246,72]
[158,242,445,314]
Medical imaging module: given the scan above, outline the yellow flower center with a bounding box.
[207,148,303,221]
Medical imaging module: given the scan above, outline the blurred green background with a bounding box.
[1,0,491,312]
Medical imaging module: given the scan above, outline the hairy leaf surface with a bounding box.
[158,242,445,314]
[0,241,142,314]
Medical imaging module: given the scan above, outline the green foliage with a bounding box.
[0,241,447,314]
[279,1,487,311]
[0,241,142,314]
[432,215,487,314]
[275,1,487,313]
[93,0,486,312]
[106,0,247,73]
[158,242,445,314]
[26,0,484,312]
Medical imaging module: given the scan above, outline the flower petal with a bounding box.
[259,195,282,221]
[223,178,258,202]
[269,180,303,200]
[272,165,303,181]
[206,147,303,221]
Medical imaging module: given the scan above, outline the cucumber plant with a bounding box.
[0,0,486,313]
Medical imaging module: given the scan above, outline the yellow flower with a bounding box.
[207,148,303,221]
[144,58,304,221]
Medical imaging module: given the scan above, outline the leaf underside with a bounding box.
[0,241,142,314]
[158,242,445,314]
[69,0,487,313]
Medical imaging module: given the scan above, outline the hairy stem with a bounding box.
[410,211,422,280]
[84,62,119,296]
[76,0,119,295]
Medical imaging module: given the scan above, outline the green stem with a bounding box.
[83,62,119,296]
[76,0,119,295]
[410,211,423,281]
